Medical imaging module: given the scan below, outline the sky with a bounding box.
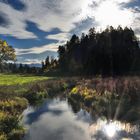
[0,0,140,64]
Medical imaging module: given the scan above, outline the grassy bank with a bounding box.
[0,74,50,86]
[0,97,28,140]
[0,74,53,140]
[68,76,140,122]
[0,74,78,140]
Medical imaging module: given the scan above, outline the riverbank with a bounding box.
[68,77,140,122]
[0,75,77,140]
[0,75,140,139]
[0,74,50,140]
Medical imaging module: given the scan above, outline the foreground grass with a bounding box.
[0,74,51,86]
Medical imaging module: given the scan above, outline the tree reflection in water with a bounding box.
[68,96,140,140]
[89,119,140,140]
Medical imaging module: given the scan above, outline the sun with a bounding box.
[94,1,133,29]
[104,123,117,138]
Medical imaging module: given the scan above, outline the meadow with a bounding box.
[0,74,50,86]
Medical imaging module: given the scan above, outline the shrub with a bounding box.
[8,129,25,140]
[0,133,7,140]
[84,95,94,107]
[24,90,48,104]
[0,97,28,114]
[0,111,20,134]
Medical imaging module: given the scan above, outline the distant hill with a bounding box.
[16,50,58,67]
[28,63,42,68]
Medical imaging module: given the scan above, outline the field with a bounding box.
[0,74,50,85]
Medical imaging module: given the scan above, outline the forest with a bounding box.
[58,26,140,75]
[1,26,140,76]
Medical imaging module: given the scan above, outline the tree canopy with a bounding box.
[58,26,140,75]
[0,39,16,64]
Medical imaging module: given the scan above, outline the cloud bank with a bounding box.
[0,0,139,63]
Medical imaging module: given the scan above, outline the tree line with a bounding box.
[0,26,140,76]
[58,26,140,75]
[41,56,58,72]
[0,62,41,74]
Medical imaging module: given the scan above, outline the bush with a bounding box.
[0,133,7,140]
[0,97,28,114]
[24,90,48,104]
[69,87,83,101]
[0,111,20,134]
[84,95,94,107]
[8,129,25,140]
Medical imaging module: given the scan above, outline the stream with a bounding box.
[22,97,140,140]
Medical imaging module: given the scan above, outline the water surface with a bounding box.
[22,98,140,140]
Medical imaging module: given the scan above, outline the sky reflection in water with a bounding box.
[22,98,140,140]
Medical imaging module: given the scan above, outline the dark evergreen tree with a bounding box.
[57,26,140,76]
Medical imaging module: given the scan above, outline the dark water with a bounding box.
[22,98,140,140]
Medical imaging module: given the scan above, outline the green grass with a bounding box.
[0,74,50,85]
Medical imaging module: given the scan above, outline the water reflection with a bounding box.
[23,98,140,140]
[23,98,91,140]
[89,119,140,140]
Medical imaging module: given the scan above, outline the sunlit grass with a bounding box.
[0,74,51,85]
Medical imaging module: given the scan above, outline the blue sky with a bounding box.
[0,0,140,64]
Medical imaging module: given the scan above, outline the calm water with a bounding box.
[22,98,140,140]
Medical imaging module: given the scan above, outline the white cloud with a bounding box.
[22,0,95,33]
[46,32,70,43]
[15,43,60,55]
[0,0,139,54]
[0,0,139,38]
[93,0,134,30]
[0,2,37,39]
[0,0,95,39]
[20,59,41,65]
